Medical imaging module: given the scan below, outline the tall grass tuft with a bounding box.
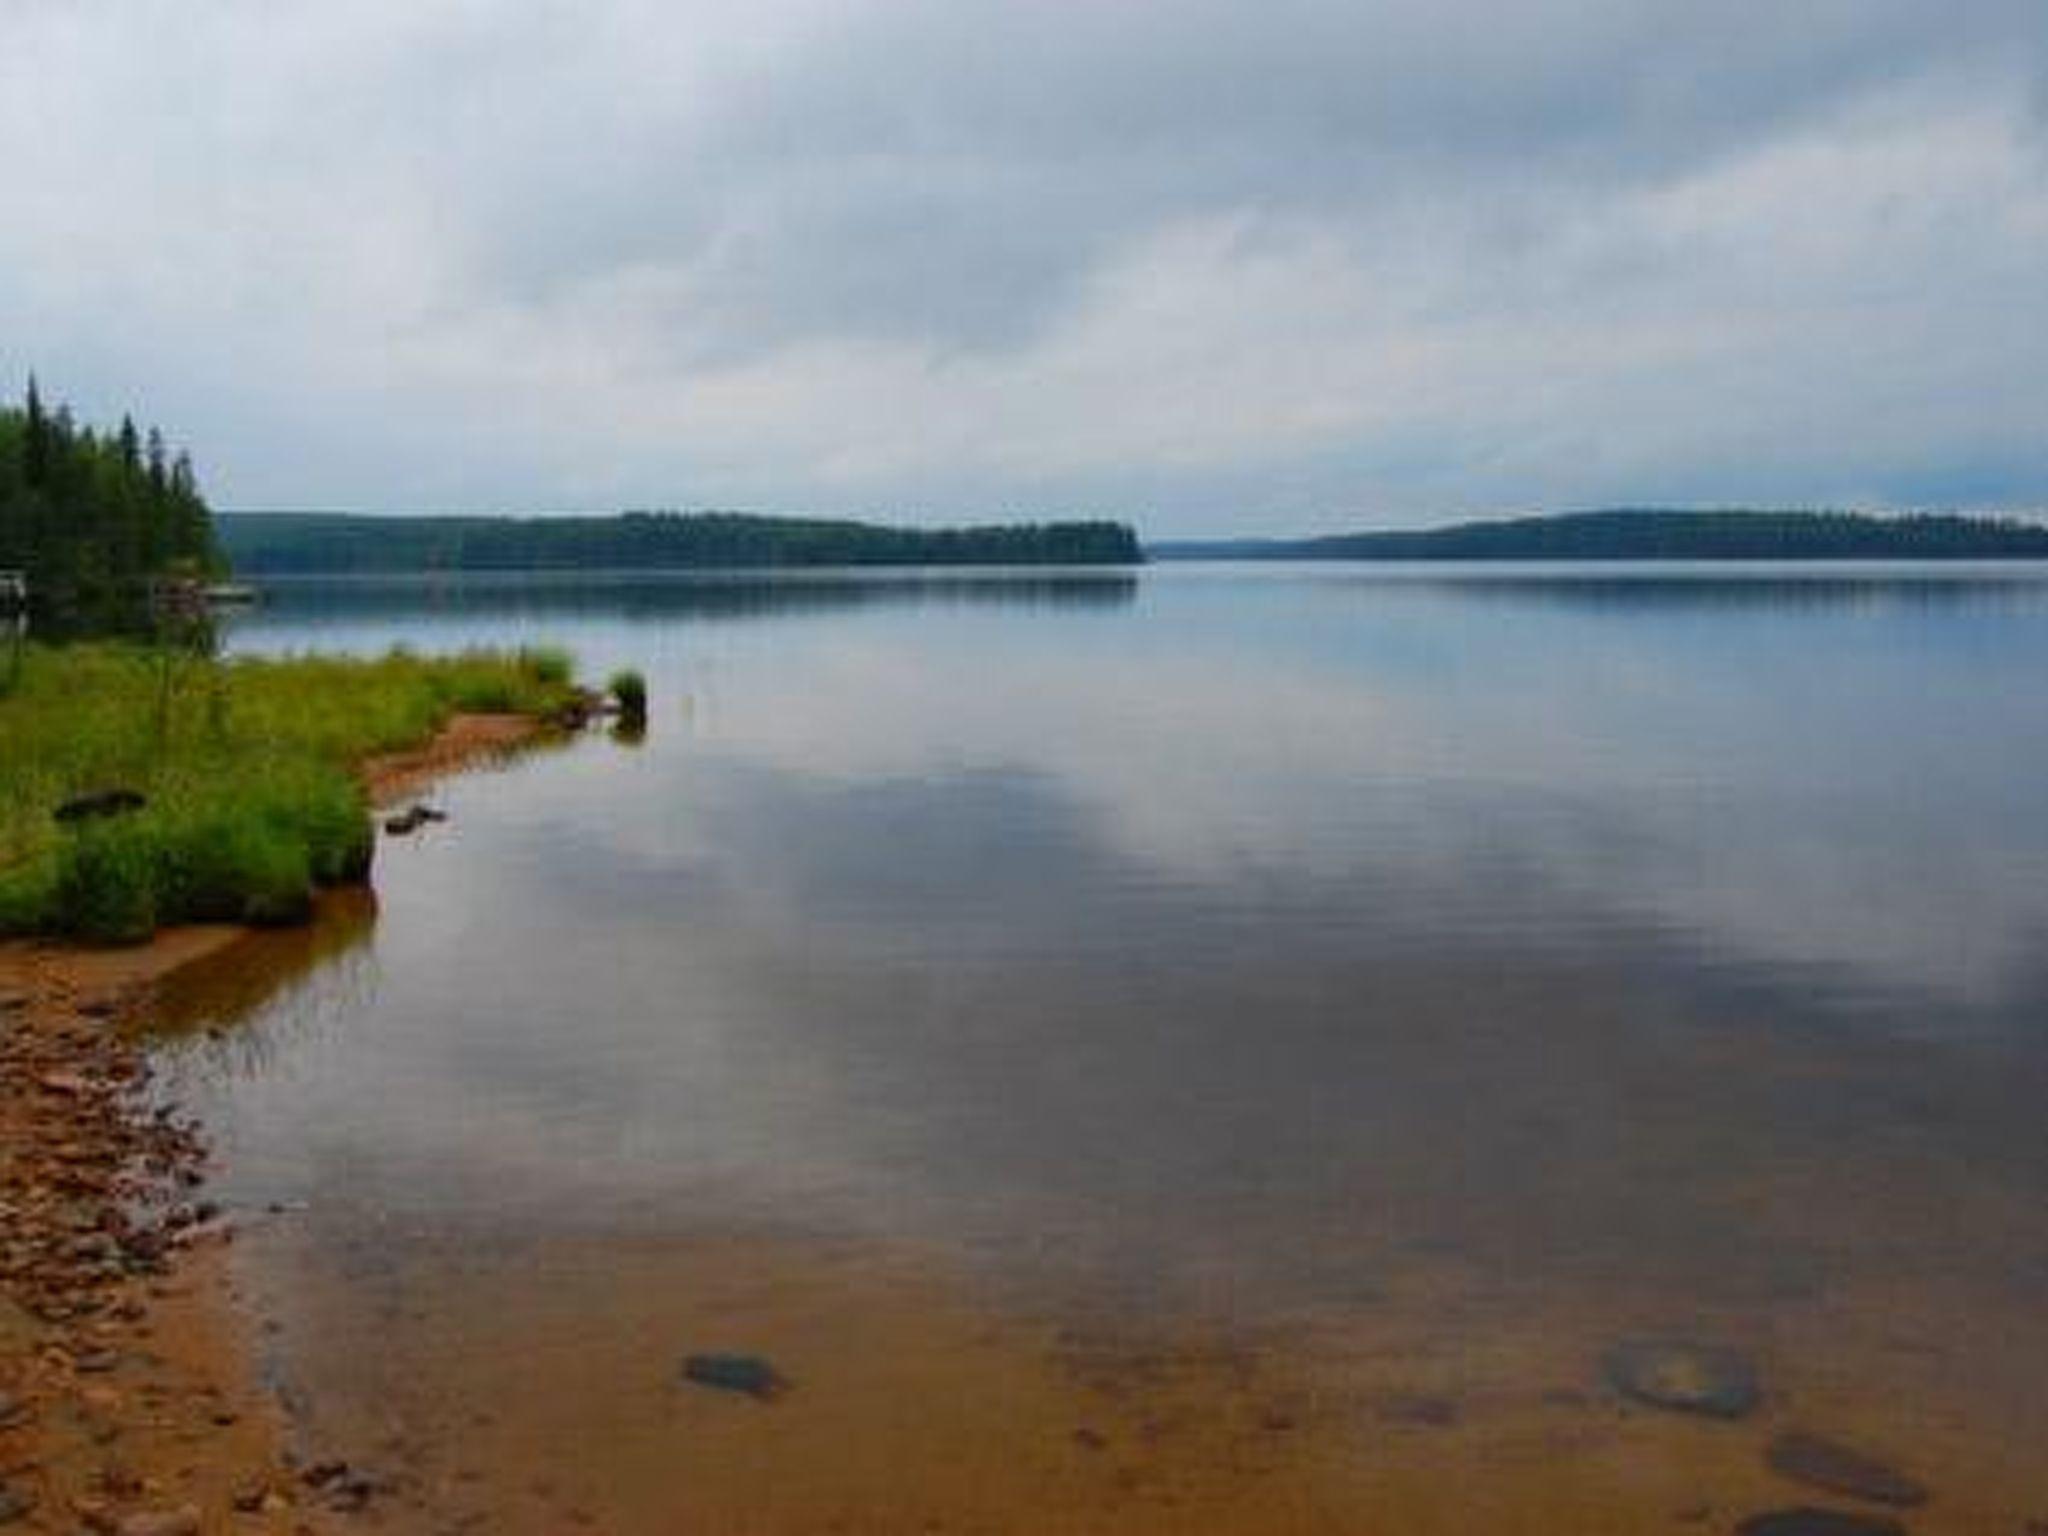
[0,643,579,943]
[608,668,648,727]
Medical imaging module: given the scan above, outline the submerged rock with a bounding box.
[681,1352,788,1400]
[1735,1508,1908,1536]
[1602,1339,1761,1419]
[1377,1392,1461,1427]
[1766,1432,1929,1508]
[0,1482,34,1525]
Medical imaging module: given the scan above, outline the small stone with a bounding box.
[96,1464,142,1498]
[1602,1339,1761,1419]
[0,1482,34,1524]
[74,1349,120,1374]
[323,1471,379,1511]
[114,1509,201,1536]
[1766,1432,1928,1508]
[0,1391,24,1428]
[680,1353,788,1400]
[1377,1392,1460,1427]
[1735,1510,1906,1536]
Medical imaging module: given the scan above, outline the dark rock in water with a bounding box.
[681,1352,788,1400]
[1602,1339,1761,1419]
[1766,1432,1928,1508]
[54,788,147,824]
[1377,1392,1461,1427]
[1736,1508,1908,1536]
[382,804,443,836]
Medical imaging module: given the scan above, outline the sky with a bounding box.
[5,2,2047,536]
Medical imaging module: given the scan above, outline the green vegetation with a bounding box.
[1149,509,2048,561]
[216,510,1142,572]
[0,380,221,612]
[607,668,647,727]
[0,645,579,943]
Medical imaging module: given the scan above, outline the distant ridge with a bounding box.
[217,510,1141,573]
[1149,509,2048,561]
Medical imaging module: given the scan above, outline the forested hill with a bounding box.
[218,511,1143,572]
[0,381,220,594]
[1150,509,2048,561]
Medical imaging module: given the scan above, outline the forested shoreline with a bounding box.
[0,381,220,601]
[219,510,1142,572]
[1151,509,2048,561]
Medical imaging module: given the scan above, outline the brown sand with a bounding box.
[224,1225,2048,1535]
[359,712,548,808]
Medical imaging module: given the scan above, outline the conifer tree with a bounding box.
[0,381,224,615]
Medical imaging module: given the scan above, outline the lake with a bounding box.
[149,563,2048,1533]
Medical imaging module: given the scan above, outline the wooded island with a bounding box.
[219,511,1143,572]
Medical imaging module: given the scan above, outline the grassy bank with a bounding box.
[0,644,577,942]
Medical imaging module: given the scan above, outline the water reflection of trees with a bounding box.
[229,569,1140,631]
[144,887,381,1082]
[1316,568,2048,614]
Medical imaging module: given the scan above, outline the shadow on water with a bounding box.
[235,567,1140,630]
[142,887,382,1066]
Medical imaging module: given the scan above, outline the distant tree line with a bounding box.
[1150,509,2048,561]
[0,380,221,600]
[217,510,1143,573]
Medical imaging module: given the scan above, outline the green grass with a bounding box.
[0,643,579,943]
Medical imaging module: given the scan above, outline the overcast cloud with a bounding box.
[4,1,2046,532]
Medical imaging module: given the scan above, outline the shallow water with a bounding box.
[149,564,2048,1531]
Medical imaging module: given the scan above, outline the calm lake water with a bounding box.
[150,564,2048,1533]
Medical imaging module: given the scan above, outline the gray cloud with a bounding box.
[3,1,2046,528]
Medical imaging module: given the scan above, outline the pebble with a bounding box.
[1377,1391,1460,1427]
[1602,1338,1761,1419]
[0,1483,33,1524]
[681,1352,788,1400]
[1735,1509,1907,1536]
[1766,1431,1929,1508]
[114,1509,201,1536]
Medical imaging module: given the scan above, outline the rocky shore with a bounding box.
[0,948,330,1535]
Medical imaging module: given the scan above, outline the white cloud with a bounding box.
[3,1,2046,527]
